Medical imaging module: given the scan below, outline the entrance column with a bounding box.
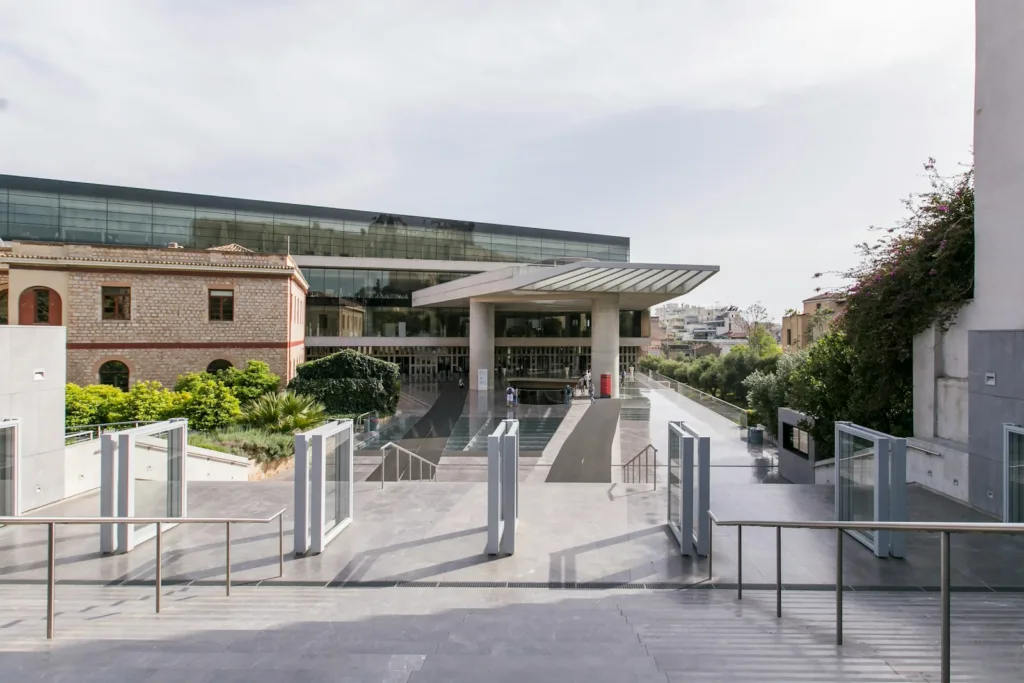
[591,295,620,398]
[469,298,495,391]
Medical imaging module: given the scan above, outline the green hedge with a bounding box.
[287,350,400,415]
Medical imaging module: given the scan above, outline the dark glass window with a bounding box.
[0,290,6,325]
[207,359,233,373]
[783,423,811,459]
[101,286,131,320]
[209,289,234,321]
[34,288,51,324]
[98,361,130,391]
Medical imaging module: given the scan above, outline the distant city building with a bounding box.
[781,293,846,352]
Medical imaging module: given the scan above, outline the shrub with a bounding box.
[187,427,293,464]
[787,332,856,458]
[178,378,241,432]
[240,391,327,434]
[214,360,281,402]
[743,350,807,436]
[288,350,400,415]
[65,383,126,429]
[110,380,186,423]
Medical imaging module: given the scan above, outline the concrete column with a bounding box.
[469,299,495,391]
[591,295,620,398]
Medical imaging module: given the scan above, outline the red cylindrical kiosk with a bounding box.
[600,373,612,398]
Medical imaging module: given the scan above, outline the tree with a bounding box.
[288,350,401,415]
[743,350,807,436]
[787,332,856,457]
[735,302,770,337]
[824,158,974,438]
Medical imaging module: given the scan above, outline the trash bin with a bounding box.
[600,373,612,398]
[748,425,764,445]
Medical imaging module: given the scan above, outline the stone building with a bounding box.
[0,241,306,389]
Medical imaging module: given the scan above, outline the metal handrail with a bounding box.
[379,441,438,487]
[707,511,1024,683]
[0,510,286,639]
[621,444,657,488]
[646,370,748,428]
[63,420,158,441]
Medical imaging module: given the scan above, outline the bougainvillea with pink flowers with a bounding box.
[800,159,974,447]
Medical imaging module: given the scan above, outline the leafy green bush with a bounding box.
[187,427,293,464]
[177,378,241,432]
[175,360,280,403]
[240,391,327,434]
[787,332,856,457]
[288,350,400,415]
[743,351,807,436]
[65,383,125,429]
[110,381,187,423]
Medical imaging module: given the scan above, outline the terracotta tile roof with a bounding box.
[803,291,846,303]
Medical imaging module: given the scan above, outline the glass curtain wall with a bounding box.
[0,187,629,262]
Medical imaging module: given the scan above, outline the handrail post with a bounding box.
[708,516,713,581]
[46,522,55,639]
[940,530,951,683]
[155,522,162,613]
[225,522,231,596]
[776,526,782,618]
[737,525,742,600]
[381,446,385,489]
[278,513,285,578]
[836,527,843,646]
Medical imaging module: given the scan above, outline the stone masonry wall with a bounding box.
[65,270,291,345]
[68,347,290,389]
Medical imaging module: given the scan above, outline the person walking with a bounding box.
[506,385,515,409]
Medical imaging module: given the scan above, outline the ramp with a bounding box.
[545,400,622,483]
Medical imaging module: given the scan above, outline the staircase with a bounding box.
[5,584,1019,681]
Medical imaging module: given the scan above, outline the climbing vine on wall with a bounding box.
[811,159,974,442]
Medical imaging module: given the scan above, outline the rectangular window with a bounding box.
[101,286,131,320]
[34,289,50,324]
[209,289,234,321]
[782,423,811,458]
[786,328,792,346]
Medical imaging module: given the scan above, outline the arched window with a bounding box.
[98,361,130,391]
[0,290,7,325]
[18,287,62,325]
[206,359,233,374]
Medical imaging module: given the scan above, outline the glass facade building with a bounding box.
[0,175,640,383]
[0,176,628,263]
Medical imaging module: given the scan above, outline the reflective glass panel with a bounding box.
[324,429,351,532]
[837,430,875,546]
[134,429,171,531]
[0,424,14,516]
[1009,430,1024,523]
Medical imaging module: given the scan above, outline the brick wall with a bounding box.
[68,347,291,389]
[65,270,292,345]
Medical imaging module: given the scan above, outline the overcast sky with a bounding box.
[0,1,975,318]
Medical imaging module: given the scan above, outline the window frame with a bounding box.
[101,286,132,321]
[208,288,235,322]
[98,360,130,391]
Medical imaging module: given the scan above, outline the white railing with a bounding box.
[64,420,158,443]
[646,370,748,429]
[378,441,438,487]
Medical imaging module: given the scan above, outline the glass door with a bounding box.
[0,420,17,517]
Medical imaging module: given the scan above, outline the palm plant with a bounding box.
[241,391,327,434]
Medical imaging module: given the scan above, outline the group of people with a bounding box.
[505,384,520,409]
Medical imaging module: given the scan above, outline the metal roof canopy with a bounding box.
[412,261,719,310]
